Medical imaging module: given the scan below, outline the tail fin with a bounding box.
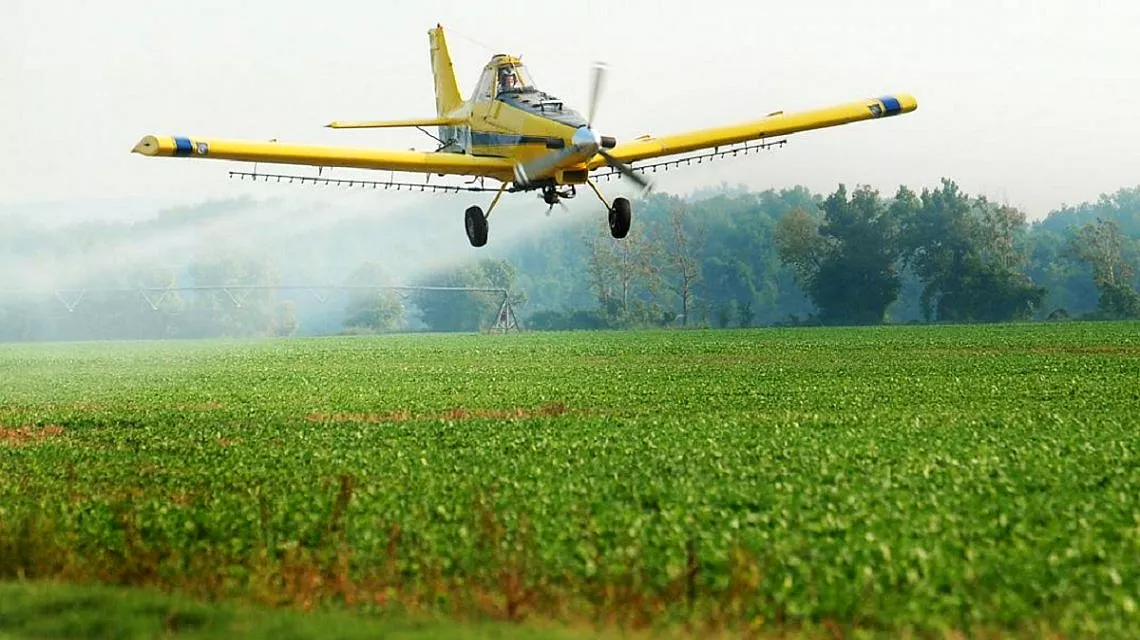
[428,25,463,116]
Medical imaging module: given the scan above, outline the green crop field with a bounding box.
[1,323,1139,638]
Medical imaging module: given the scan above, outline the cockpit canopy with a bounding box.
[472,56,537,100]
[472,56,587,129]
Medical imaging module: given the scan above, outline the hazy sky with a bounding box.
[3,0,1139,219]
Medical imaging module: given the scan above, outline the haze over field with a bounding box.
[3,0,1139,220]
[2,1,1139,339]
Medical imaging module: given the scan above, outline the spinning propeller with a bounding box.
[513,63,652,192]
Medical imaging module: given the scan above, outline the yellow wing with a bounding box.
[588,94,917,168]
[131,135,514,180]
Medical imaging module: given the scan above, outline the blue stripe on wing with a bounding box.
[173,137,193,156]
[878,96,902,116]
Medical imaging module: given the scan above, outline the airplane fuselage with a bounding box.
[439,55,594,184]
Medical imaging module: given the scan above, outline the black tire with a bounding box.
[464,205,488,247]
[608,197,631,239]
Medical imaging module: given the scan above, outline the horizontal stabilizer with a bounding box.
[326,116,465,129]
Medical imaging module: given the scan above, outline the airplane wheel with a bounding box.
[465,205,488,247]
[608,197,631,239]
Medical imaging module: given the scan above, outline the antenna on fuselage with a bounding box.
[443,26,501,57]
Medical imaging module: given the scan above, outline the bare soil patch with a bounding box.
[307,402,569,425]
[0,425,65,446]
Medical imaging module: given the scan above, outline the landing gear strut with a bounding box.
[587,180,632,239]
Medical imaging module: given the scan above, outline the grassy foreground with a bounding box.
[0,581,583,640]
[1,324,1138,637]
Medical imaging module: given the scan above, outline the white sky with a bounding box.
[3,0,1139,219]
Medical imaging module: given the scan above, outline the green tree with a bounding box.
[1038,186,1140,238]
[1070,218,1135,288]
[1068,218,1140,318]
[774,207,824,288]
[342,262,404,333]
[1023,228,1097,317]
[58,264,187,341]
[584,225,663,326]
[414,259,520,332]
[713,302,732,329]
[734,299,755,327]
[666,205,704,326]
[901,179,1044,322]
[775,185,902,325]
[0,292,47,342]
[185,250,282,338]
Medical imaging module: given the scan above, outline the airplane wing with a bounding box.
[588,94,917,168]
[131,135,514,180]
[325,116,465,129]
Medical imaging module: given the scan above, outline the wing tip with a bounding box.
[873,94,918,117]
[132,135,161,155]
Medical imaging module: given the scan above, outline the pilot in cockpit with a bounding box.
[498,66,519,92]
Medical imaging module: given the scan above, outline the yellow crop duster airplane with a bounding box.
[133,25,916,247]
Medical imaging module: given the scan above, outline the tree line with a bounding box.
[1,180,1137,340]
[493,180,1139,329]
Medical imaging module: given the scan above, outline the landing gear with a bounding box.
[467,178,633,246]
[464,182,509,248]
[464,206,488,247]
[587,180,633,239]
[540,185,576,214]
[608,197,631,239]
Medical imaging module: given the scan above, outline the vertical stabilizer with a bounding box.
[429,25,463,116]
